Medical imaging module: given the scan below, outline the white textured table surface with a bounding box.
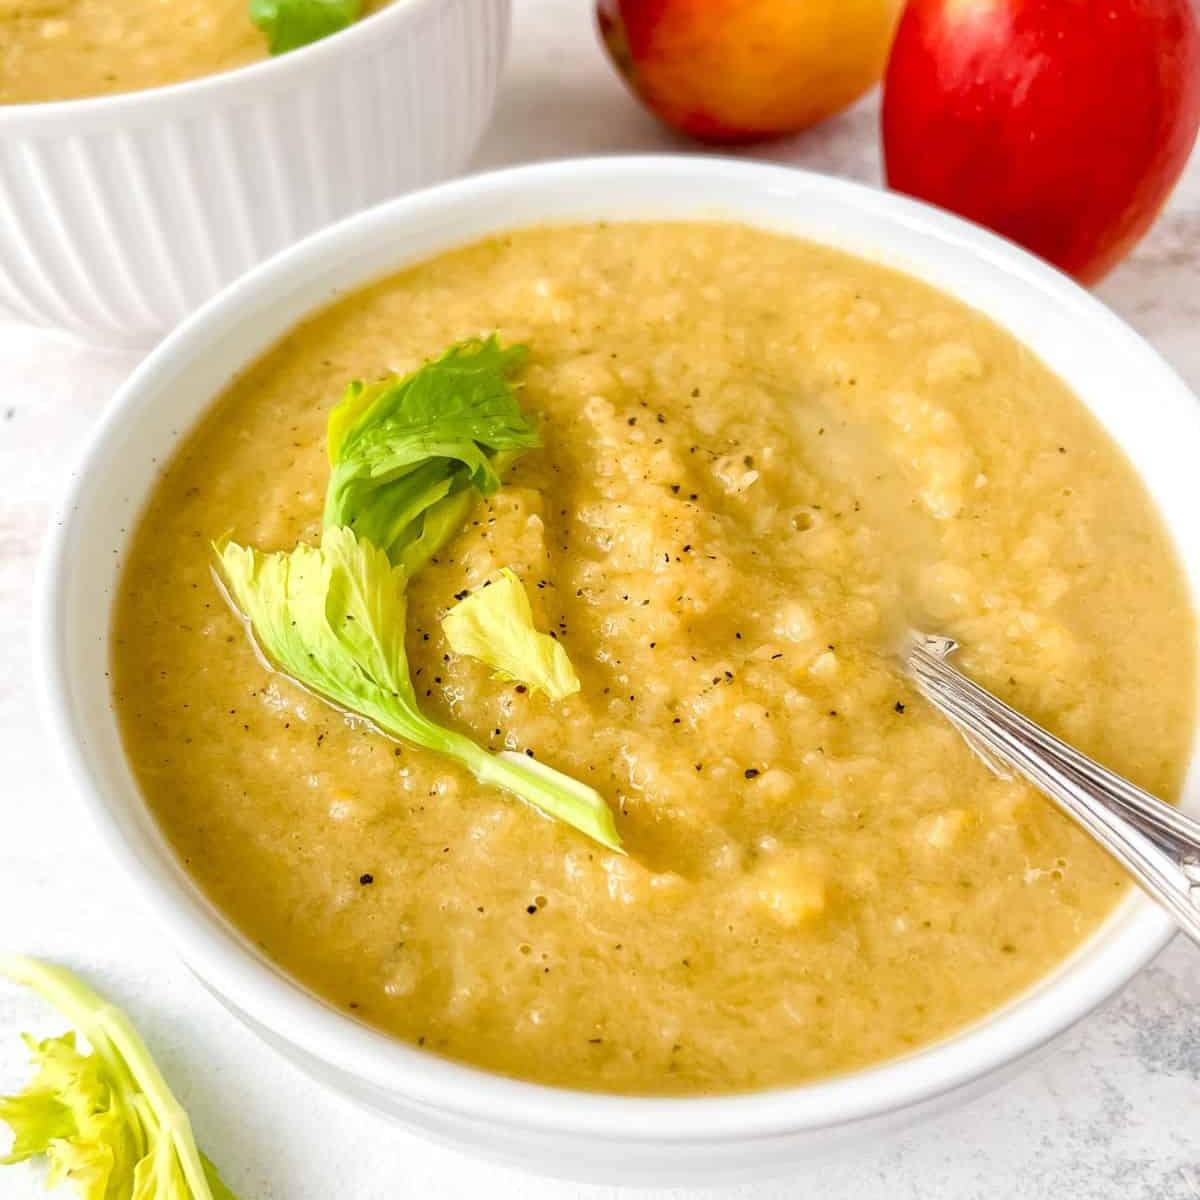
[2,2,1198,1197]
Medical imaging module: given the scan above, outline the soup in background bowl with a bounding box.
[37,159,1200,1183]
[0,0,392,104]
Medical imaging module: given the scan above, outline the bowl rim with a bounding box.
[0,0,447,124]
[36,154,1196,1143]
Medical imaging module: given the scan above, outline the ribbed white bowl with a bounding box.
[0,0,509,345]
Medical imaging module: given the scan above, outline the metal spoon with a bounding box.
[903,632,1200,946]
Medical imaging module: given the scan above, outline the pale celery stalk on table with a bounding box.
[215,336,622,853]
[0,955,236,1200]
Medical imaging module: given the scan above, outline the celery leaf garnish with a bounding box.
[216,528,621,851]
[443,569,581,702]
[324,337,541,572]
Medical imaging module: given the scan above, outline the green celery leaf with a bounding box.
[215,528,621,850]
[249,0,360,54]
[443,568,581,702]
[215,526,440,747]
[0,1033,134,1183]
[324,337,541,570]
[0,956,237,1200]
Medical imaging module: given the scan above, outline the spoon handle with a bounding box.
[904,633,1200,947]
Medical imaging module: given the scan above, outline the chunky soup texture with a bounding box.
[112,224,1195,1095]
[0,0,388,103]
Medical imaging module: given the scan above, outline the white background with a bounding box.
[2,2,1199,1197]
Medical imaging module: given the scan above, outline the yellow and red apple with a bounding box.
[597,0,902,143]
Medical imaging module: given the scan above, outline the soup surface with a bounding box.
[113,223,1196,1095]
[0,0,388,103]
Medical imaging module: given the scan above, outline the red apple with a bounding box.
[882,0,1200,283]
[598,0,901,144]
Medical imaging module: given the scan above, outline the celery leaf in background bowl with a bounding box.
[249,0,361,54]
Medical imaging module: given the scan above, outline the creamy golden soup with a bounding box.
[112,223,1196,1095]
[0,0,388,103]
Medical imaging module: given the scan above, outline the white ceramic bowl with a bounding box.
[37,157,1200,1185]
[0,0,509,345]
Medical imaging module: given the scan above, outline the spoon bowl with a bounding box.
[905,632,1200,945]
